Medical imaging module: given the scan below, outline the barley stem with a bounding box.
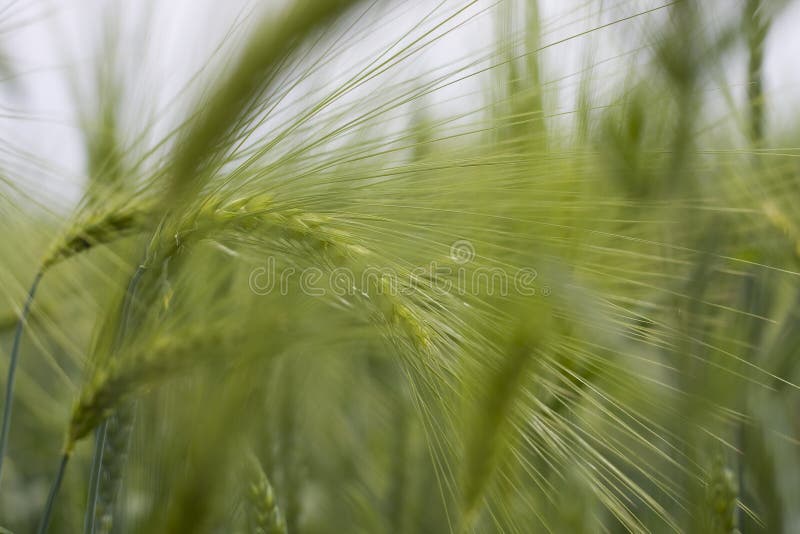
[746,0,769,146]
[0,270,43,487]
[37,451,71,534]
[83,423,108,534]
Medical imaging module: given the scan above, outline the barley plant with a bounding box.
[1,0,800,532]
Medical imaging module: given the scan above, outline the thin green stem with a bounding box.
[0,270,43,486]
[746,0,769,146]
[37,452,71,534]
[82,422,108,534]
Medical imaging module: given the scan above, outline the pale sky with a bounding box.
[2,0,798,207]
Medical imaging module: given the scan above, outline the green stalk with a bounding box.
[82,422,108,534]
[745,0,769,146]
[37,452,71,534]
[0,270,43,486]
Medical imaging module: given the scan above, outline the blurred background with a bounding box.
[3,0,800,203]
[2,1,800,533]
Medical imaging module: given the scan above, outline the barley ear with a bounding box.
[67,328,228,447]
[41,206,148,271]
[246,454,287,534]
[706,456,739,534]
[460,319,547,531]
